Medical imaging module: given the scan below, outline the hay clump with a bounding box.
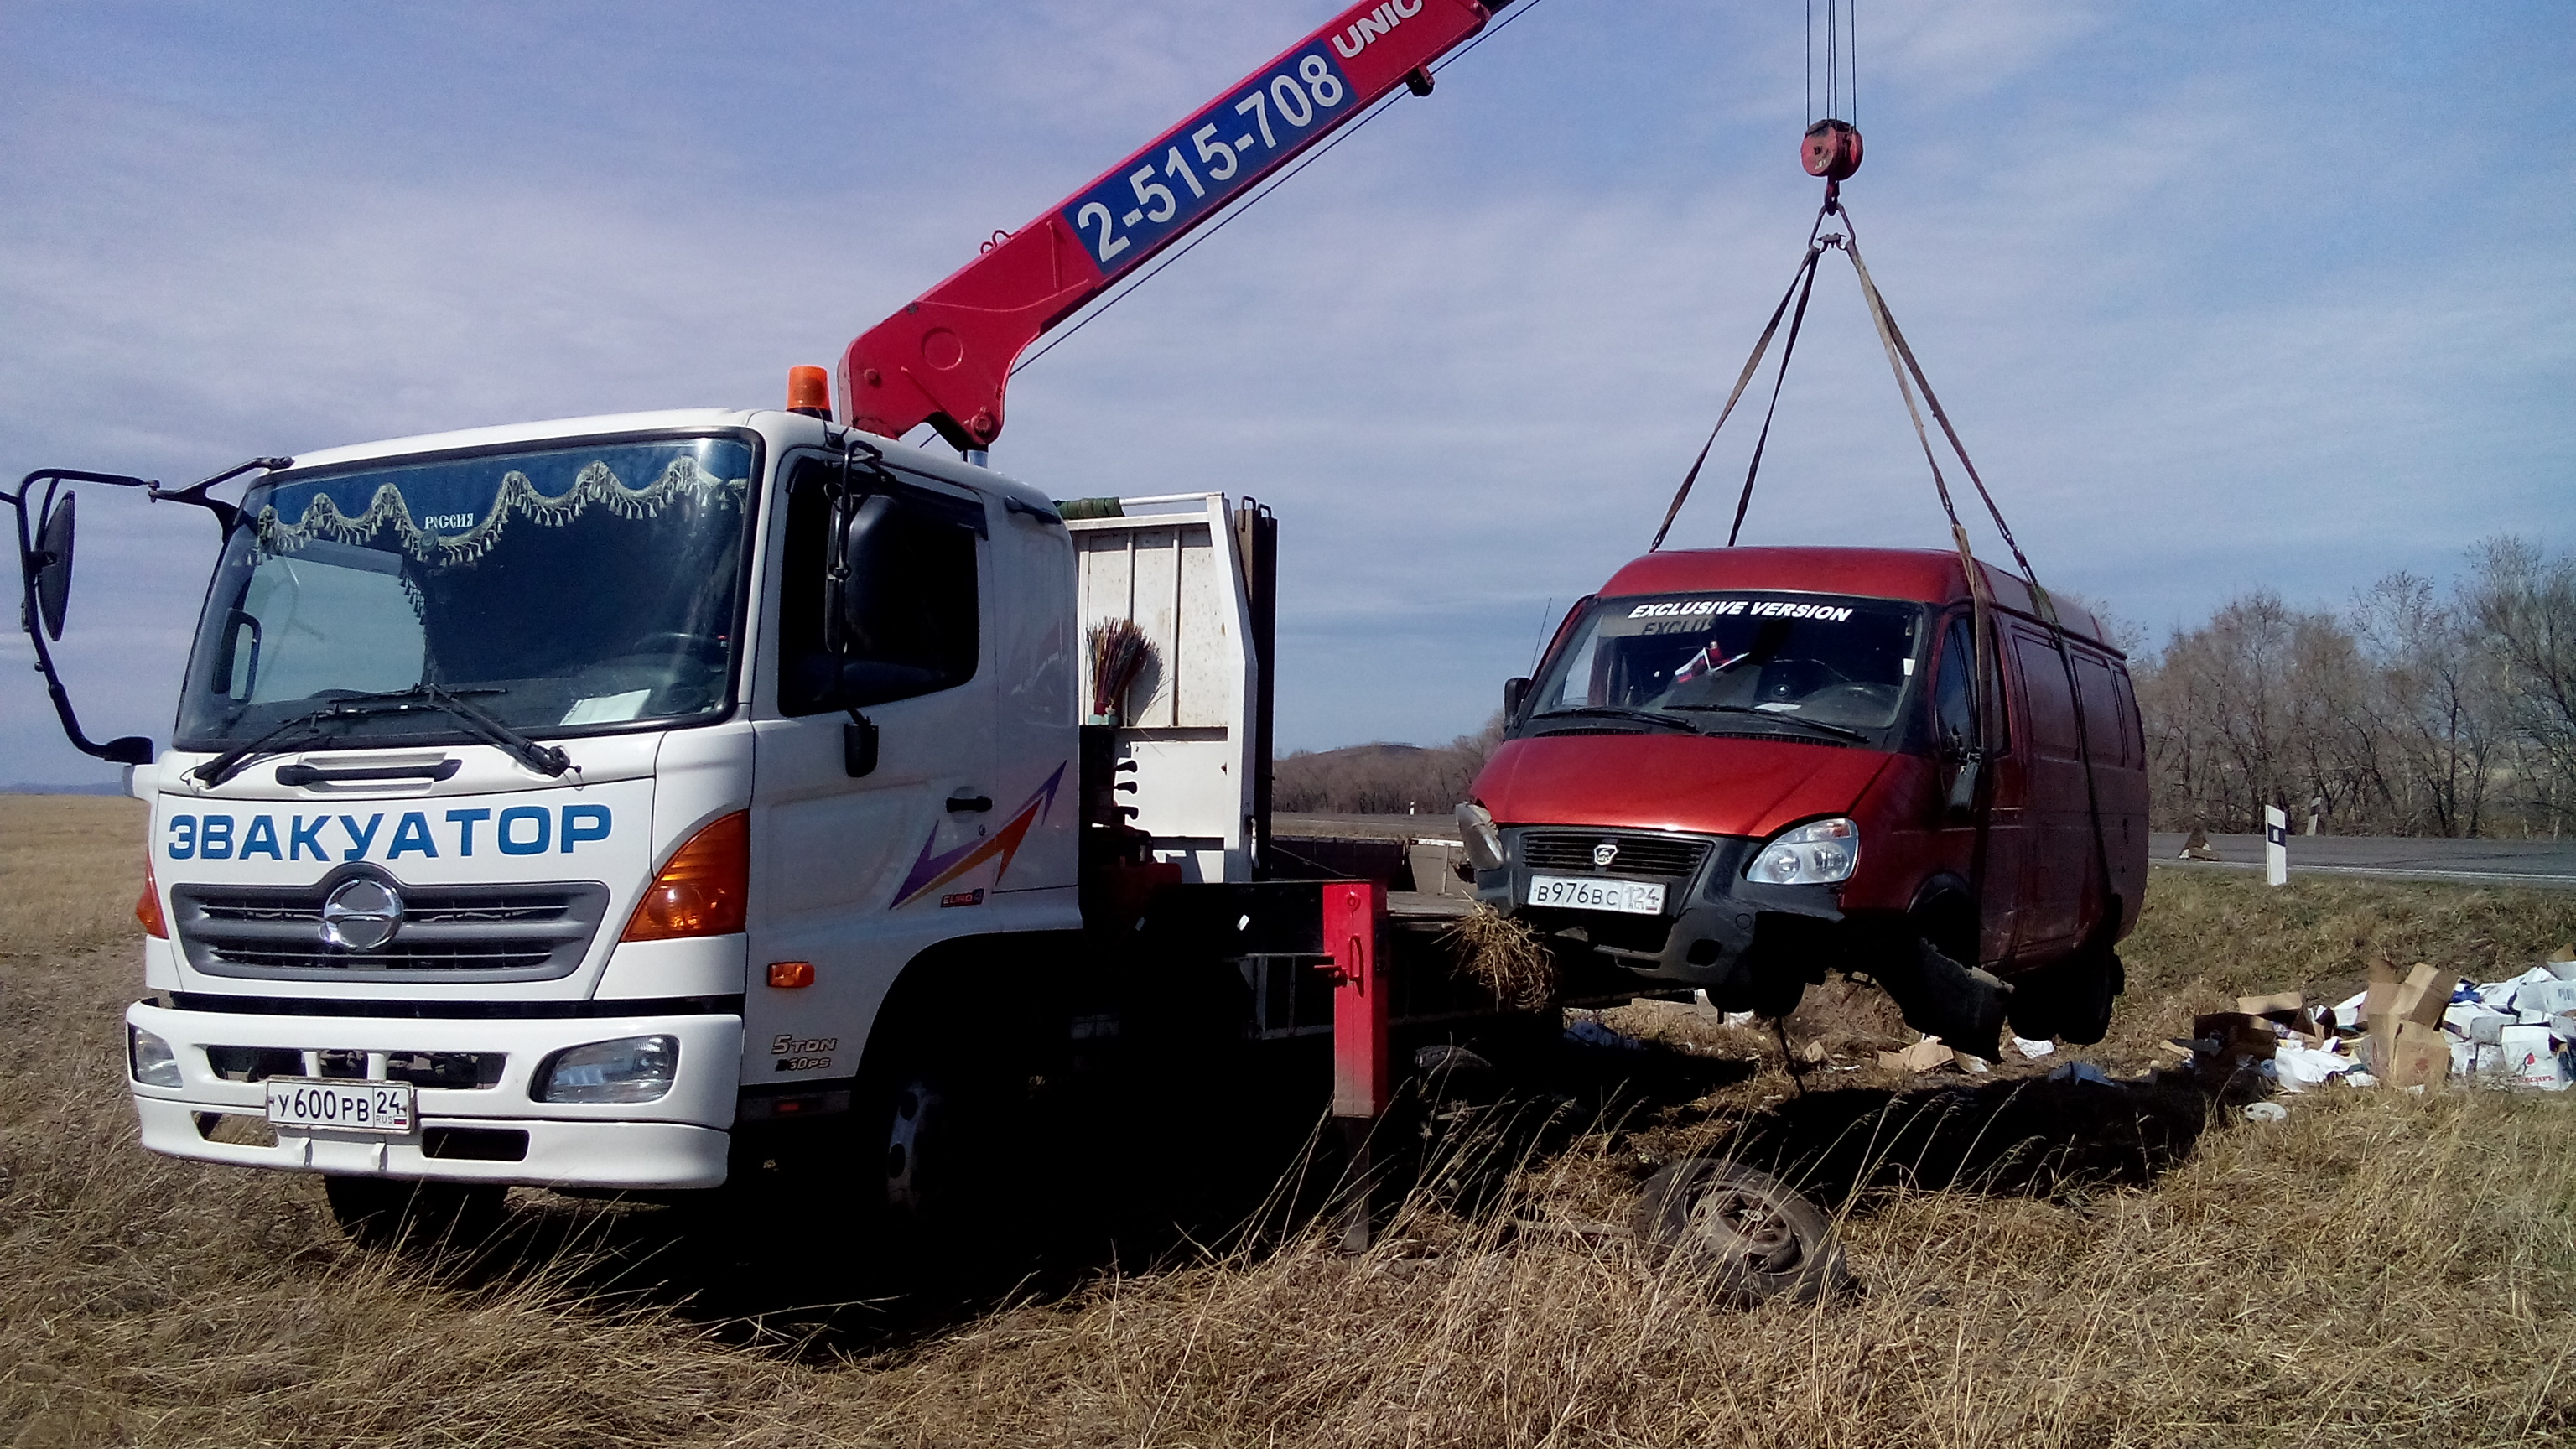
[1444,902,1556,1009]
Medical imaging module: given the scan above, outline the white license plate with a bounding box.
[266,1078,415,1135]
[1525,875,1666,915]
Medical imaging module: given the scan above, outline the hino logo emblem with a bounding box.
[1592,840,1620,868]
[320,877,403,952]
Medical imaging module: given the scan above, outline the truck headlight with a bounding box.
[128,1025,183,1087]
[1746,818,1858,886]
[1455,802,1505,872]
[532,1036,678,1104]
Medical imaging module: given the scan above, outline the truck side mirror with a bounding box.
[31,491,74,641]
[1504,675,1530,719]
[824,493,898,655]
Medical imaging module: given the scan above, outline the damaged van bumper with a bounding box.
[1473,827,1856,1006]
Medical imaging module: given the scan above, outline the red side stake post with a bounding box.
[1321,880,1389,1251]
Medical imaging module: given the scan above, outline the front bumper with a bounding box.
[1476,828,1846,995]
[124,999,742,1189]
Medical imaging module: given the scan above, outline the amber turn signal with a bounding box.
[621,811,750,942]
[137,858,168,939]
[786,365,832,419]
[766,960,815,989]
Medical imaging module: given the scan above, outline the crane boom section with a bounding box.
[840,0,1494,449]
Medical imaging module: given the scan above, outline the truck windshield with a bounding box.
[175,435,755,750]
[1525,591,1925,743]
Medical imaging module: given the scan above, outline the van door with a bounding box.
[1931,611,2023,967]
[2007,625,2095,953]
[743,455,997,1093]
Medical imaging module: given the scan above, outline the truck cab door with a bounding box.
[742,455,997,1095]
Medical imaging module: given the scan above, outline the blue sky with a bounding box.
[3,0,2570,784]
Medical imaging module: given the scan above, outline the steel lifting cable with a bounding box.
[1647,210,1833,553]
[1836,212,2122,939]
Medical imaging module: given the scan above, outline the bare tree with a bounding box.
[2469,537,2576,836]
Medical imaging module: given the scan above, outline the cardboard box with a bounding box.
[2365,960,2403,1068]
[2237,991,2306,1017]
[2381,1020,2451,1088]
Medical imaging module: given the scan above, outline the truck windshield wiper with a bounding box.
[1530,704,1700,735]
[1670,703,1872,744]
[192,685,569,787]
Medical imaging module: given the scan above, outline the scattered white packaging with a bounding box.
[2244,1101,2289,1123]
[2553,1013,2576,1043]
[2270,1043,2355,1092]
[2496,1025,2569,1090]
[1722,1010,1758,1028]
[2470,1043,2507,1077]
[2467,1013,2514,1044]
[2010,1035,2057,1060]
[2517,978,2576,1015]
[2448,1036,2477,1078]
[2551,958,2576,982]
[2444,1003,2488,1034]
[2333,989,2371,1025]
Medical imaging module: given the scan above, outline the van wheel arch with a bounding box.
[1905,879,1978,969]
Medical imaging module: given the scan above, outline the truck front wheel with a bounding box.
[322,1174,506,1251]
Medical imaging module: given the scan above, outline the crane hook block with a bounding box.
[1801,119,1863,181]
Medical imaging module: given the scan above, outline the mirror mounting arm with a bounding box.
[7,457,293,767]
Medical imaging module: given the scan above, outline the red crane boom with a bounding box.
[839,0,1501,449]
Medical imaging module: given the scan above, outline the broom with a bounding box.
[1087,617,1156,724]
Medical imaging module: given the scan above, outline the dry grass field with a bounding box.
[5,792,2576,1446]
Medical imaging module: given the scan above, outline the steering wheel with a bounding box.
[626,631,727,659]
[1758,657,1852,701]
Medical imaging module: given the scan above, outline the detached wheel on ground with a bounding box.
[323,1174,508,1250]
[1633,1158,1853,1306]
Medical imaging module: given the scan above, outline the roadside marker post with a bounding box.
[2266,805,2289,887]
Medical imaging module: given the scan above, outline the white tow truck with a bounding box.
[12,0,1865,1296]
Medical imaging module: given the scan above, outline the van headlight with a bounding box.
[128,1025,183,1087]
[532,1036,678,1104]
[1746,818,1858,886]
[1455,802,1505,872]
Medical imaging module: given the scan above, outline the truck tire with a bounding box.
[322,1174,506,1251]
[1632,1158,1853,1306]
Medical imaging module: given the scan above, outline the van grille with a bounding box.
[1518,831,1711,879]
[171,877,609,984]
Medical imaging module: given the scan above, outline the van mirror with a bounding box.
[31,491,74,641]
[1945,746,1981,812]
[1504,675,1530,718]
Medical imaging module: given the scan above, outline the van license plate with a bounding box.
[1526,875,1665,915]
[266,1078,414,1135]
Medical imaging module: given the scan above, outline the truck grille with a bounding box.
[205,1046,506,1088]
[171,877,610,984]
[1519,830,1711,879]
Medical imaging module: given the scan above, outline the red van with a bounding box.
[1457,547,2149,1052]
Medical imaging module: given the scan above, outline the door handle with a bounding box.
[947,794,993,813]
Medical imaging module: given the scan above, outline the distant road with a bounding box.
[2149,833,2576,890]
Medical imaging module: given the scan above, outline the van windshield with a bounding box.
[1524,591,1925,745]
[174,434,755,750]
